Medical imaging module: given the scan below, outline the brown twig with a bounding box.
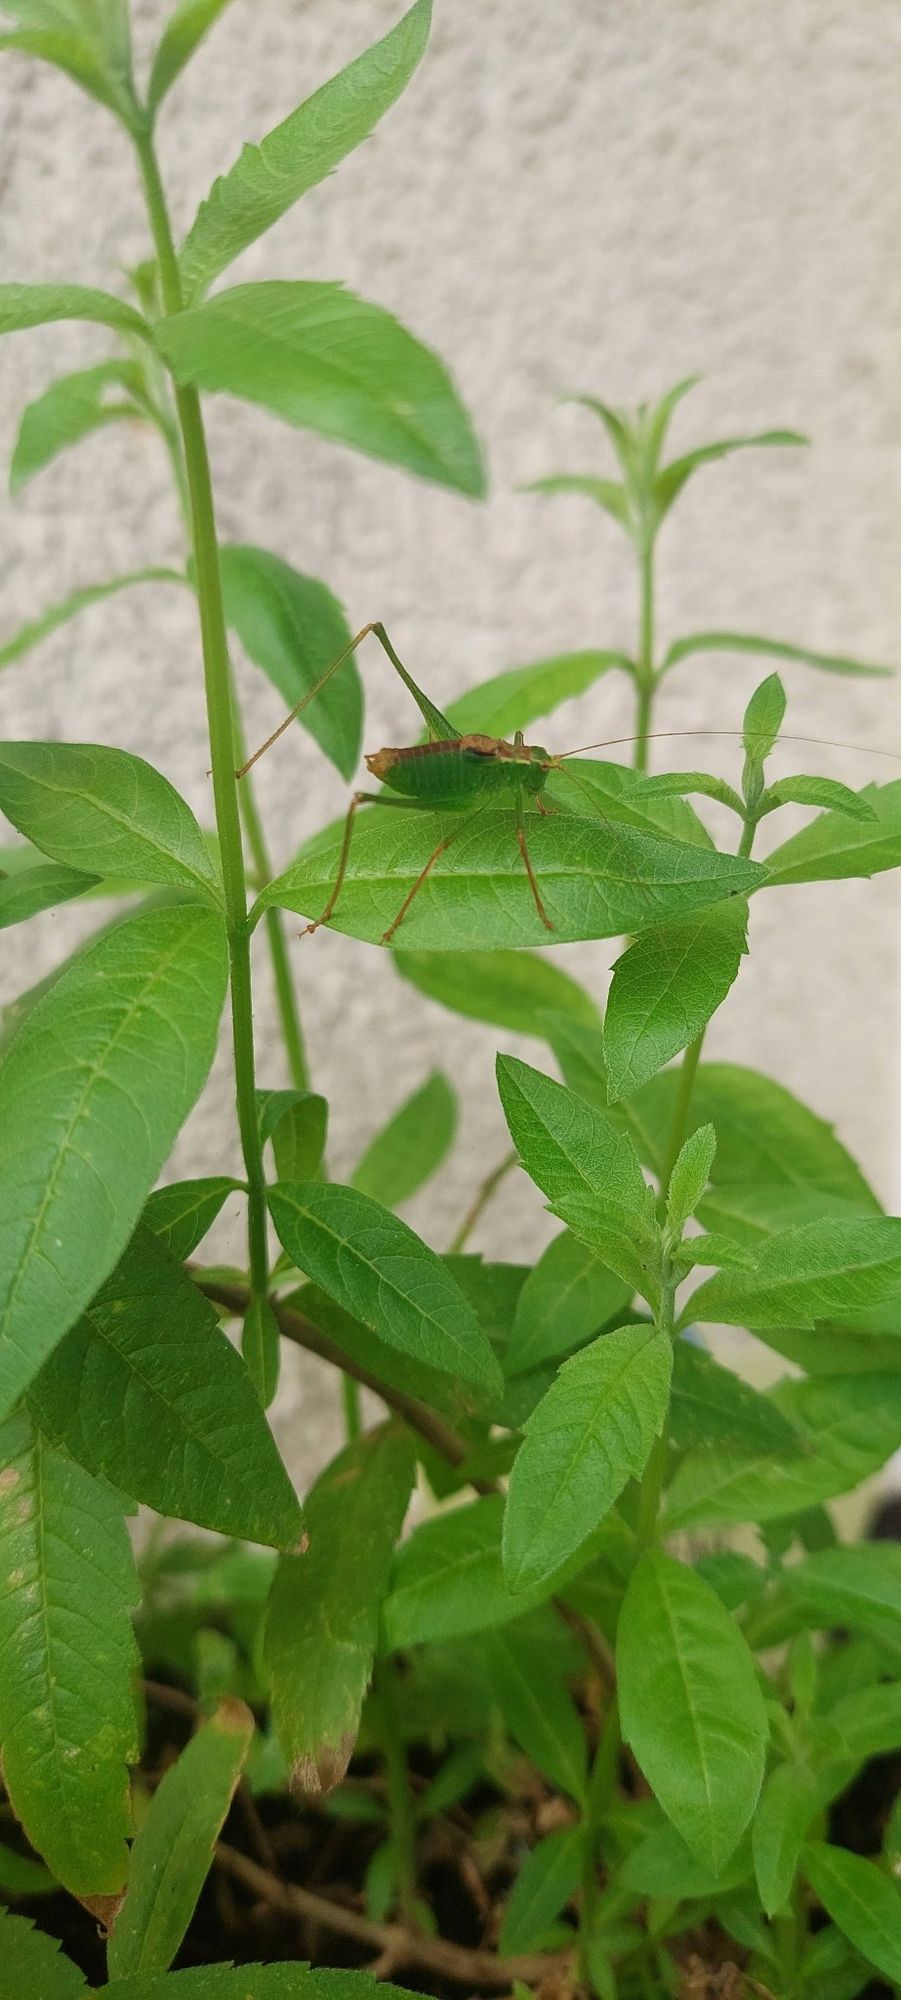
[195,1273,489,1483]
[216,1842,573,1990]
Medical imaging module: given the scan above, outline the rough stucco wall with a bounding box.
[1,0,900,1481]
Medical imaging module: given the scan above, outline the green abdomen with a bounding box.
[375,741,513,804]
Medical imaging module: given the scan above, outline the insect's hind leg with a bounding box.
[515,787,554,932]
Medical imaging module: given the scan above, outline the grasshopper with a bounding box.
[237,622,890,946]
[238,621,603,944]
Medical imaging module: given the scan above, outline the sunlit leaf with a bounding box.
[156,280,485,497]
[178,0,432,299]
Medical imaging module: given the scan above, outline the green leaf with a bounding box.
[262,804,761,952]
[635,770,745,814]
[765,780,901,885]
[0,903,228,1416]
[148,0,235,111]
[28,1226,301,1547]
[685,1217,901,1331]
[351,1072,456,1209]
[10,359,142,491]
[619,1818,753,1900]
[523,473,631,532]
[764,775,876,822]
[496,1055,659,1302]
[752,1762,821,1915]
[383,1494,527,1646]
[779,1545,901,1654]
[548,756,715,847]
[156,281,484,498]
[268,1182,502,1396]
[627,1062,879,1208]
[219,546,359,780]
[605,901,747,1101]
[0,569,185,672]
[443,650,633,738]
[0,1409,139,1894]
[654,429,806,519]
[0,858,97,928]
[264,1425,414,1795]
[0,1909,85,1997]
[0,0,135,121]
[669,1340,800,1454]
[258,1090,328,1183]
[644,375,702,466]
[664,1372,901,1529]
[103,1971,433,2000]
[503,1325,672,1591]
[662,628,893,680]
[508,1229,631,1375]
[743,672,786,764]
[107,1700,254,1977]
[667,1123,717,1233]
[0,742,222,898]
[290,1281,482,1432]
[395,947,600,1034]
[143,1175,242,1261]
[803,1843,901,1984]
[0,1846,56,1894]
[499,1825,583,1956]
[617,1552,768,1872]
[0,281,145,339]
[382,1493,617,1646]
[442,648,632,736]
[810,1682,901,1771]
[483,1620,587,1801]
[568,393,635,475]
[178,0,432,299]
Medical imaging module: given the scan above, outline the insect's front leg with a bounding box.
[303,794,466,942]
[301,790,375,937]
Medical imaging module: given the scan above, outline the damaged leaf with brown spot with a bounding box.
[262,1423,415,1798]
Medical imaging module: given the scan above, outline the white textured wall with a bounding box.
[1,0,900,1478]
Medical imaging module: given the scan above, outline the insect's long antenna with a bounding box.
[557,728,901,764]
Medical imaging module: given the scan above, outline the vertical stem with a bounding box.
[655,1030,705,1221]
[342,1375,363,1441]
[134,126,269,1306]
[230,695,310,1091]
[633,531,655,773]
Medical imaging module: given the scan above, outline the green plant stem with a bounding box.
[579,1690,621,1973]
[371,1660,417,1922]
[448,1149,518,1254]
[230,693,310,1091]
[342,1375,363,1441]
[633,531,655,773]
[738,812,759,859]
[655,1030,705,1221]
[142,310,312,1100]
[134,125,269,1306]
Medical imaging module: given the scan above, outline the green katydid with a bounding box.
[237,623,889,946]
[237,620,635,944]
